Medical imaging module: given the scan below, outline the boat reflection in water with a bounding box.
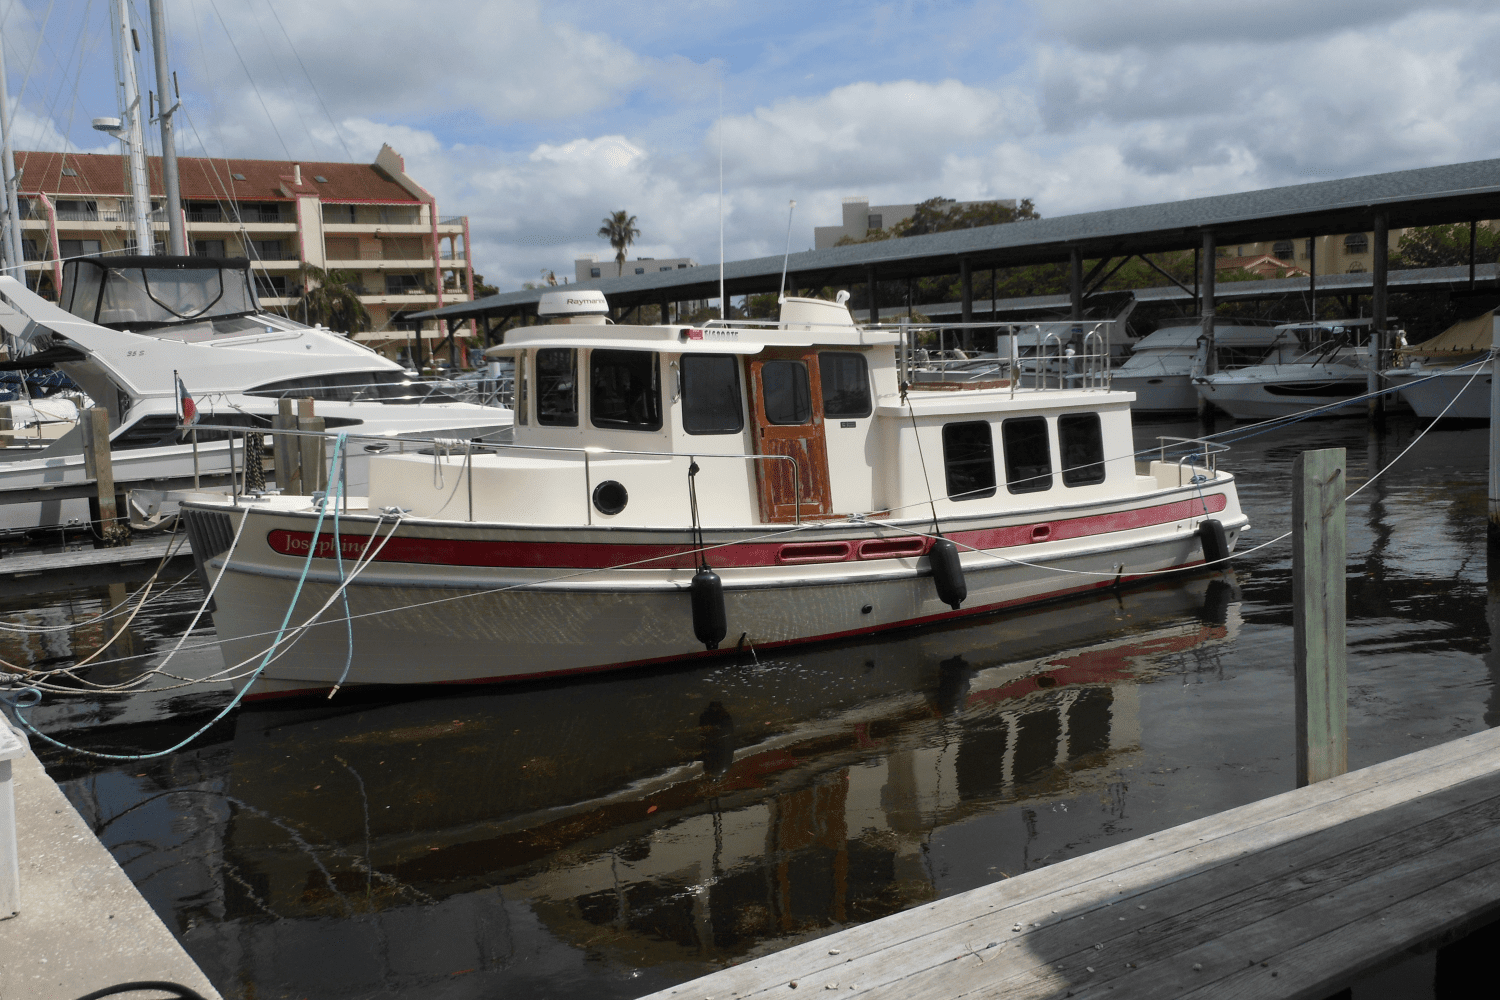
[63,574,1241,997]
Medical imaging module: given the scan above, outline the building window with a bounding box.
[193,239,226,258]
[677,263,687,268]
[123,239,167,255]
[55,199,97,221]
[1344,233,1369,253]
[1002,416,1052,493]
[535,348,578,426]
[255,275,288,298]
[385,273,421,295]
[1059,412,1105,486]
[21,239,39,261]
[325,236,358,260]
[681,355,743,435]
[942,421,996,501]
[590,349,661,431]
[186,202,222,223]
[1347,262,1366,273]
[60,167,77,177]
[1272,240,1293,260]
[59,239,101,259]
[660,266,671,271]
[867,214,883,230]
[819,352,871,418]
[634,267,645,275]
[761,361,812,425]
[589,267,601,278]
[251,239,285,260]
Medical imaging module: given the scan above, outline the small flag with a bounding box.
[177,375,198,426]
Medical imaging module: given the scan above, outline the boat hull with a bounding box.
[1111,373,1199,412]
[1388,365,1493,420]
[1194,367,1370,421]
[187,481,1247,696]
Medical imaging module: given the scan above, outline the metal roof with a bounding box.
[415,156,1500,323]
[879,263,1500,322]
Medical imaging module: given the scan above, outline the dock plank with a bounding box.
[0,535,189,597]
[642,726,1500,1000]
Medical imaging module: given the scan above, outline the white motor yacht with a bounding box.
[1192,320,1375,421]
[0,257,511,534]
[181,292,1246,697]
[1384,311,1494,421]
[1111,323,1299,413]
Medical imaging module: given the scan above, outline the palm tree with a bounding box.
[294,263,372,334]
[598,210,640,276]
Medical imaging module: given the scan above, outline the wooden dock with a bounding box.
[0,535,188,597]
[642,726,1500,999]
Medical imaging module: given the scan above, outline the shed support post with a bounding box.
[1371,214,1389,424]
[1068,248,1082,320]
[1197,231,1217,419]
[867,265,878,326]
[960,259,973,350]
[1294,447,1348,787]
[1490,339,1500,557]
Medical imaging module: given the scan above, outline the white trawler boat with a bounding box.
[1191,319,1375,420]
[179,290,1246,697]
[0,259,511,534]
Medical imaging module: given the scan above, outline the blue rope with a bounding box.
[5,434,350,761]
[330,449,355,694]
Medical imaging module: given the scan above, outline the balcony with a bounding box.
[247,249,302,262]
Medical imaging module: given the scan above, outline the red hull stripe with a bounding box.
[265,494,1228,570]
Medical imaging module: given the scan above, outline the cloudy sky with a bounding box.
[2,0,1498,290]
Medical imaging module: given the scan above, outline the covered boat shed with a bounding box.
[412,157,1500,375]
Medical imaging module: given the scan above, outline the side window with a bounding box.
[1059,412,1105,486]
[819,351,872,418]
[591,349,662,431]
[942,421,997,501]
[535,348,577,426]
[681,354,744,435]
[762,360,811,425]
[1002,416,1053,493]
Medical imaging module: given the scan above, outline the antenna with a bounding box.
[718,81,725,320]
[778,200,796,303]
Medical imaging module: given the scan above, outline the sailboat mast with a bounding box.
[115,0,154,256]
[148,0,184,256]
[0,29,25,273]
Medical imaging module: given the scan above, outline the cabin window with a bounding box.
[1059,413,1106,486]
[819,352,872,418]
[681,354,743,435]
[590,349,662,431]
[762,360,812,425]
[536,348,577,426]
[1002,416,1053,493]
[942,421,997,501]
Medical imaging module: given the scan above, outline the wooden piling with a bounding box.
[1294,446,1347,786]
[299,416,327,494]
[271,398,298,494]
[1489,344,1500,554]
[80,407,128,548]
[0,403,10,448]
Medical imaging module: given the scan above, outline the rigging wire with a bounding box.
[260,0,353,162]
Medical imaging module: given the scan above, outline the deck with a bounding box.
[641,725,1500,999]
[0,535,189,597]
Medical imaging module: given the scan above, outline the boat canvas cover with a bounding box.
[1396,311,1495,360]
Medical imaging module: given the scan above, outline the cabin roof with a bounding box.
[490,322,901,355]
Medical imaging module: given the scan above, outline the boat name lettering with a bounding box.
[703,330,737,341]
[268,530,370,560]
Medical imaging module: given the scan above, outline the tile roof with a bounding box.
[14,151,419,204]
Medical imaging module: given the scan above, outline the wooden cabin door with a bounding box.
[748,349,832,522]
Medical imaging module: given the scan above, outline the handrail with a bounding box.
[187,423,808,524]
[1154,435,1231,476]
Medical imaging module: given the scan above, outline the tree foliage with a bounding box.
[1390,223,1500,270]
[295,263,372,334]
[598,210,641,276]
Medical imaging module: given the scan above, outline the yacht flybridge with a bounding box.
[180,290,1246,696]
[0,257,511,534]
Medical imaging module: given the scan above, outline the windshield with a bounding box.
[61,259,260,330]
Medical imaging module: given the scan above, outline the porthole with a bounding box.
[592,480,628,515]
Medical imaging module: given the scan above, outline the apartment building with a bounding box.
[574,253,698,282]
[814,196,1017,249]
[12,143,472,346]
